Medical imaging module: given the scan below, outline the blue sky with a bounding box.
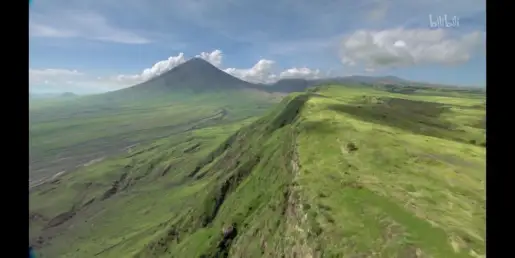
[29,0,486,94]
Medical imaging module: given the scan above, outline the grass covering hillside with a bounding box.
[30,84,485,258]
[29,89,282,186]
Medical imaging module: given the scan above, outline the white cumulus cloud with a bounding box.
[196,49,223,67]
[114,53,187,85]
[279,67,321,80]
[339,28,485,69]
[140,53,187,79]
[224,59,277,83]
[224,60,323,83]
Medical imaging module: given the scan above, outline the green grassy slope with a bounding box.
[29,89,282,185]
[30,85,485,258]
[294,86,485,257]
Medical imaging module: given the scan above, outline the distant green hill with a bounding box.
[30,84,485,258]
[266,76,485,94]
[60,92,76,96]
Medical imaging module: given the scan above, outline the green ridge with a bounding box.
[30,85,485,258]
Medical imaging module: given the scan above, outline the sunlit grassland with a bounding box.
[294,86,485,257]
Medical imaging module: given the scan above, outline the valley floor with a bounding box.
[29,90,281,184]
[29,85,485,258]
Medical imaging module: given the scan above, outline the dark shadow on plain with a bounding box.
[326,97,467,142]
[298,120,339,134]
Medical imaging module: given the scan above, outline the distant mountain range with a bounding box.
[262,75,411,93]
[29,92,78,99]
[31,58,483,99]
[115,58,481,95]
